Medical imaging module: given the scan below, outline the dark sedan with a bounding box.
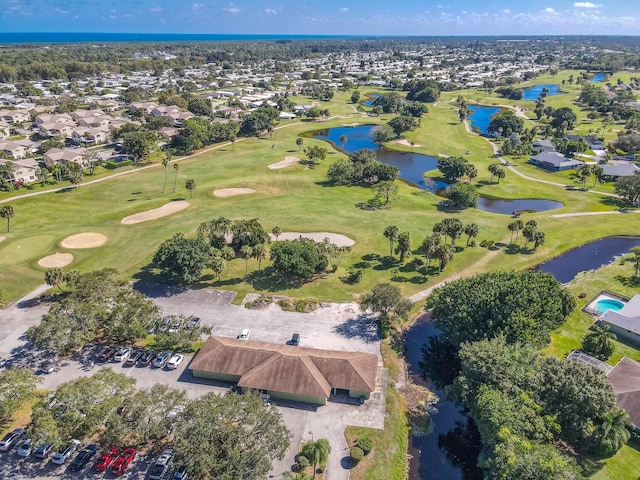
[70,444,99,471]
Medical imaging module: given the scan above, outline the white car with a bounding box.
[166,354,184,370]
[238,329,251,340]
[51,439,81,465]
[113,347,132,362]
[153,351,172,368]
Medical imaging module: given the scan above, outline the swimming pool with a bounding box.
[595,298,625,314]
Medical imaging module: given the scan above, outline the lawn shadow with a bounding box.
[334,313,379,343]
[244,267,305,292]
[614,275,640,288]
[600,196,632,209]
[54,187,74,194]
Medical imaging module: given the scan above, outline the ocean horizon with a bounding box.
[0,32,364,45]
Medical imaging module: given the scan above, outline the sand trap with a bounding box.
[271,231,355,247]
[38,253,73,268]
[394,139,421,147]
[61,232,108,249]
[121,201,190,225]
[213,188,256,198]
[268,156,300,170]
[0,236,5,243]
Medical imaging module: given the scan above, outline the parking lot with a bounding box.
[0,284,386,480]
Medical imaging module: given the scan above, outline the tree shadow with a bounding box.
[334,313,379,343]
[600,196,632,209]
[614,275,640,288]
[437,419,484,480]
[244,267,305,292]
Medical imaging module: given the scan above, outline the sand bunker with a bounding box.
[121,201,190,225]
[271,231,355,247]
[38,253,73,268]
[394,139,421,147]
[61,232,108,249]
[213,188,256,198]
[268,156,300,170]
[0,236,5,243]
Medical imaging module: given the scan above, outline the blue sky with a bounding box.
[2,0,639,35]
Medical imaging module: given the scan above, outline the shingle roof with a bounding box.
[608,357,640,427]
[190,336,378,398]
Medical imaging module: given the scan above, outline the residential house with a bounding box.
[72,127,110,145]
[168,111,194,127]
[43,147,87,167]
[189,336,378,405]
[34,113,73,127]
[151,105,181,117]
[599,294,640,345]
[606,357,640,430]
[0,157,38,184]
[78,115,113,129]
[601,163,640,178]
[159,127,180,141]
[0,122,10,139]
[528,152,584,172]
[0,140,29,159]
[129,102,157,114]
[0,109,31,124]
[40,122,75,139]
[71,108,105,122]
[565,134,606,151]
[532,139,556,153]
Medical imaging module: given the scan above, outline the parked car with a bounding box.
[113,347,133,362]
[238,328,251,340]
[138,350,157,367]
[38,360,58,374]
[187,316,201,329]
[110,447,136,475]
[291,333,300,346]
[124,349,143,366]
[34,442,54,459]
[153,351,173,368]
[172,465,188,480]
[16,438,32,457]
[166,354,184,370]
[70,444,99,471]
[98,346,117,363]
[148,449,174,480]
[93,447,119,471]
[0,428,25,451]
[51,439,81,464]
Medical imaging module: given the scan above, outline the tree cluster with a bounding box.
[487,109,524,137]
[326,148,399,186]
[172,117,239,153]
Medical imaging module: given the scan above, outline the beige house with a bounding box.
[168,111,194,126]
[43,147,87,166]
[0,122,10,139]
[78,115,113,129]
[0,140,29,159]
[71,108,105,121]
[40,122,74,139]
[129,102,157,114]
[0,157,38,184]
[189,336,378,405]
[34,113,73,127]
[72,127,110,145]
[0,109,31,124]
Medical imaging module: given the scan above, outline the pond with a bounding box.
[467,105,500,135]
[537,236,640,283]
[362,93,381,107]
[522,84,561,101]
[405,316,483,480]
[313,125,564,214]
[591,73,606,82]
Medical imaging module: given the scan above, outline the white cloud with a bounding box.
[264,8,278,14]
[544,7,555,13]
[340,7,349,12]
[223,3,242,13]
[501,9,511,14]
[574,2,602,7]
[149,6,162,12]
[192,3,205,10]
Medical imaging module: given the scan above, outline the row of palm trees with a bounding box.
[507,219,546,250]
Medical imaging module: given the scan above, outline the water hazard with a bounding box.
[522,84,561,100]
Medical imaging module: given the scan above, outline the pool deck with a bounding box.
[583,290,630,317]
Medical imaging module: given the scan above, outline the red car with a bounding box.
[93,447,119,471]
[111,448,136,475]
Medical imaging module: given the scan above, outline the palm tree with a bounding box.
[172,164,180,193]
[240,245,253,274]
[630,247,640,276]
[296,137,304,152]
[339,134,347,150]
[585,324,617,357]
[185,178,196,198]
[253,243,268,271]
[435,244,454,274]
[210,256,224,282]
[221,246,235,274]
[488,163,500,183]
[302,438,331,478]
[513,219,524,243]
[507,222,517,244]
[271,226,282,241]
[161,153,171,193]
[597,409,632,455]
[45,267,65,292]
[35,167,48,186]
[463,223,479,247]
[396,232,411,263]
[0,205,14,233]
[522,225,536,249]
[419,234,440,273]
[383,225,399,258]
[495,167,506,183]
[592,165,604,187]
[533,230,546,250]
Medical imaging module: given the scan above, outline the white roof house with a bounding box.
[600,295,640,344]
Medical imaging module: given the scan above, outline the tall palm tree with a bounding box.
[513,219,524,243]
[240,245,253,274]
[253,243,268,271]
[0,205,14,233]
[396,232,411,263]
[533,230,546,250]
[210,256,224,282]
[383,225,399,258]
[419,234,440,273]
[221,246,235,274]
[507,222,517,244]
[629,247,640,276]
[271,226,282,241]
[185,178,196,198]
[161,153,171,193]
[463,223,479,247]
[172,164,180,193]
[302,438,331,478]
[45,267,65,292]
[435,244,454,274]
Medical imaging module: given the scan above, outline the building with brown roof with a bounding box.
[607,357,640,430]
[189,336,378,405]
